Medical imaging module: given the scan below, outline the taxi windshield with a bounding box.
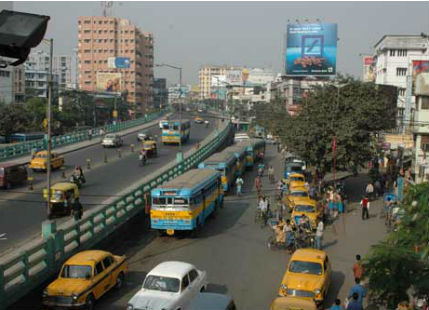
[291,191,308,197]
[143,275,180,293]
[61,265,92,279]
[289,261,322,275]
[36,153,47,158]
[295,205,315,213]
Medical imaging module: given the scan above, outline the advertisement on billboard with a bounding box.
[96,73,122,92]
[226,70,242,86]
[286,23,337,76]
[108,57,131,69]
[362,56,376,82]
[412,60,429,96]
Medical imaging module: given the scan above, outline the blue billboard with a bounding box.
[286,23,337,76]
[108,57,131,69]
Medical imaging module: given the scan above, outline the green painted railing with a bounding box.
[0,120,232,310]
[0,110,168,162]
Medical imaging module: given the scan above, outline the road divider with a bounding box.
[0,117,232,310]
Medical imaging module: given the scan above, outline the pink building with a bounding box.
[77,16,154,115]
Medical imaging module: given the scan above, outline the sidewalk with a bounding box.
[5,114,170,166]
[254,144,388,307]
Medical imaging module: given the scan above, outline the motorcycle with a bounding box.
[69,174,84,188]
[139,153,147,166]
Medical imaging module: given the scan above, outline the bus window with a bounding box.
[174,198,189,205]
[153,197,166,205]
[173,124,179,130]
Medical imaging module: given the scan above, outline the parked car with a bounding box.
[29,151,64,172]
[0,163,27,189]
[42,250,127,310]
[278,249,331,306]
[195,117,204,124]
[102,134,123,147]
[187,293,236,310]
[126,261,207,310]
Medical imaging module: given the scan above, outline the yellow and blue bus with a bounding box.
[198,150,237,192]
[151,169,223,235]
[161,119,191,145]
[238,139,266,169]
[225,145,247,177]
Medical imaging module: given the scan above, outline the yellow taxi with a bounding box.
[291,198,321,230]
[43,250,127,309]
[194,116,204,124]
[278,249,331,306]
[142,140,158,157]
[283,173,306,185]
[270,296,317,310]
[29,151,64,171]
[284,186,310,210]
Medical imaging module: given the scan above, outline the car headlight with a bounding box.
[280,284,287,291]
[314,288,321,295]
[126,304,134,310]
[42,289,48,297]
[72,294,78,301]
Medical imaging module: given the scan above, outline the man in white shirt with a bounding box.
[314,221,324,250]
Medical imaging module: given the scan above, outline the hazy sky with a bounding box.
[8,1,429,84]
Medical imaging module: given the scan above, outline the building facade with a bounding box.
[153,78,168,109]
[24,50,58,98]
[53,55,75,90]
[199,65,242,99]
[373,35,429,128]
[77,16,154,115]
[12,65,25,102]
[0,65,13,104]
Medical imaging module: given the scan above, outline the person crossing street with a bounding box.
[360,195,370,220]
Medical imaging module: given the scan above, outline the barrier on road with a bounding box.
[0,120,232,310]
[0,109,168,162]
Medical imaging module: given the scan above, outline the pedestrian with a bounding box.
[336,192,344,214]
[283,219,294,253]
[323,200,330,224]
[268,165,275,183]
[235,175,244,196]
[365,182,374,200]
[72,197,83,221]
[330,298,344,310]
[347,278,366,308]
[360,195,370,220]
[88,128,93,141]
[353,254,364,281]
[346,293,363,310]
[374,179,381,198]
[314,220,324,250]
[254,175,262,196]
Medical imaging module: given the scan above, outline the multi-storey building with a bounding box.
[77,16,154,115]
[153,78,168,109]
[53,55,75,90]
[373,35,429,128]
[199,65,242,99]
[0,65,13,104]
[25,50,58,98]
[12,65,25,102]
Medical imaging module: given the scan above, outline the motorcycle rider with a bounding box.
[139,149,148,165]
[71,165,85,186]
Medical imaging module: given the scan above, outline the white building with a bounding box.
[53,55,75,90]
[0,65,13,104]
[25,50,58,98]
[373,35,429,128]
[167,84,191,105]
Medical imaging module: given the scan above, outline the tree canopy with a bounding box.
[257,76,397,173]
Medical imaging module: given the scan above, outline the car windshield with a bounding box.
[143,275,180,293]
[61,265,92,279]
[289,260,322,275]
[295,205,315,212]
[290,176,304,182]
[105,134,115,139]
[291,191,308,197]
[36,153,47,158]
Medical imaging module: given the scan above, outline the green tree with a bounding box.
[0,102,31,140]
[25,97,47,131]
[364,183,429,307]
[257,76,397,173]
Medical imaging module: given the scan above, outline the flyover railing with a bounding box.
[0,119,232,309]
[0,109,168,162]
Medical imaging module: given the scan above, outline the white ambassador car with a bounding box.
[101,133,123,147]
[126,261,207,310]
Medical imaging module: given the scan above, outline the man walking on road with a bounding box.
[353,255,364,281]
[346,293,363,310]
[365,182,374,200]
[268,165,275,183]
[360,196,370,220]
[314,220,324,250]
[235,175,244,196]
[347,278,366,308]
[255,175,262,196]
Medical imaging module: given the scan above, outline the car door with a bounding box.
[323,256,332,296]
[179,274,193,308]
[102,256,115,291]
[92,261,110,299]
[188,269,201,296]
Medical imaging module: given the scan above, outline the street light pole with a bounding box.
[46,38,53,217]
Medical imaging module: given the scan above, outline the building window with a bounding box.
[84,30,91,33]
[422,97,429,110]
[396,68,407,76]
[389,49,396,56]
[398,88,406,96]
[84,20,91,24]
[398,49,407,57]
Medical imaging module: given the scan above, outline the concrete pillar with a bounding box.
[42,220,57,240]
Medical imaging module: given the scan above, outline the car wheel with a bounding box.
[115,272,124,289]
[85,294,95,310]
